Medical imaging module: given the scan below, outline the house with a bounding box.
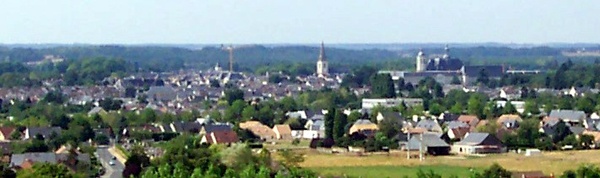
[87,106,107,116]
[0,126,16,141]
[497,114,523,129]
[458,115,480,130]
[200,130,239,145]
[376,111,403,123]
[415,119,443,133]
[447,127,470,140]
[273,124,292,140]
[452,132,505,155]
[406,133,450,155]
[446,121,470,130]
[200,123,233,136]
[349,119,379,136]
[239,121,276,140]
[10,152,91,170]
[549,110,586,125]
[499,86,521,100]
[24,127,62,140]
[439,112,460,124]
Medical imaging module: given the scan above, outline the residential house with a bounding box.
[452,132,505,155]
[497,114,522,129]
[24,127,62,140]
[294,120,325,139]
[447,127,470,140]
[200,130,239,145]
[549,110,586,125]
[87,106,107,116]
[496,100,526,114]
[415,119,443,133]
[239,121,276,141]
[499,86,521,100]
[445,121,470,130]
[406,133,450,155]
[0,126,16,141]
[273,124,292,140]
[376,111,402,124]
[458,115,480,130]
[438,112,460,124]
[349,119,379,137]
[200,123,233,136]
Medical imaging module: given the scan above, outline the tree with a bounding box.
[324,108,335,139]
[472,163,512,178]
[125,86,137,98]
[94,134,110,145]
[523,100,541,115]
[224,88,244,105]
[219,143,254,171]
[332,110,348,143]
[257,106,275,127]
[378,116,402,138]
[224,100,247,123]
[370,73,396,98]
[516,119,541,148]
[123,146,151,178]
[428,103,444,116]
[241,105,257,121]
[278,149,305,168]
[576,96,595,114]
[502,101,517,114]
[450,75,462,85]
[467,94,487,119]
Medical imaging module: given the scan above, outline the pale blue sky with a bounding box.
[1,1,598,44]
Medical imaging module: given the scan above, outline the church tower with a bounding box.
[416,49,426,72]
[316,42,329,77]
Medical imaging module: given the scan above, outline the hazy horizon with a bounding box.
[1,1,599,44]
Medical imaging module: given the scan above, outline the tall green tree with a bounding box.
[324,108,335,139]
[370,73,396,98]
[332,110,348,142]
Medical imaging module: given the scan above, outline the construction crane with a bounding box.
[220,44,257,73]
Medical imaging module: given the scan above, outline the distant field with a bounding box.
[310,165,479,178]
[301,150,600,176]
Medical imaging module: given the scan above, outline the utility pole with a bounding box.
[407,131,410,159]
[419,133,424,162]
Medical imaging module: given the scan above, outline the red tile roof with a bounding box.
[206,130,238,144]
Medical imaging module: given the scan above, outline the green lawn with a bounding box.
[310,165,480,178]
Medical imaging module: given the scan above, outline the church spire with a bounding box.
[318,41,326,62]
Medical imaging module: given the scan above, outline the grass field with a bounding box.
[310,165,480,178]
[301,150,600,177]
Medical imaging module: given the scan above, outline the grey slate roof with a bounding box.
[380,111,402,121]
[569,126,585,135]
[407,133,450,150]
[354,119,374,125]
[416,119,441,131]
[549,110,586,123]
[454,132,503,147]
[26,127,62,139]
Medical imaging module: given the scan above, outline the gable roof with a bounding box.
[497,114,523,124]
[205,130,238,144]
[446,121,470,130]
[549,110,586,122]
[203,124,233,134]
[416,119,442,132]
[458,115,480,126]
[273,124,292,135]
[450,127,470,139]
[455,132,503,147]
[26,127,62,139]
[378,111,402,121]
[407,133,450,150]
[0,126,15,137]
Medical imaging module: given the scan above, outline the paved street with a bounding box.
[97,146,125,178]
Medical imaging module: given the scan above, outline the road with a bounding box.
[97,146,125,178]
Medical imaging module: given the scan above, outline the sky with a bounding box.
[1,1,599,44]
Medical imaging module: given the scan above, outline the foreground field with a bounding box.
[310,165,479,178]
[301,149,600,176]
